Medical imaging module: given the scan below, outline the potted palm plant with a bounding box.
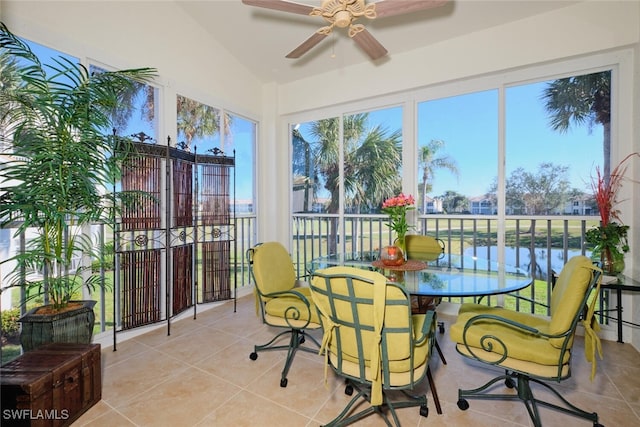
[585,152,638,275]
[0,23,156,350]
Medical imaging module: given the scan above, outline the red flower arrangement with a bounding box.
[591,152,639,226]
[381,193,415,240]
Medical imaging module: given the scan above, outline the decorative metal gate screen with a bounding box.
[116,142,234,333]
[199,163,232,302]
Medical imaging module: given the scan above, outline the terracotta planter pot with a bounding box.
[19,300,96,352]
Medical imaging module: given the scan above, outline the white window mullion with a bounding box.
[338,115,346,255]
[497,85,506,266]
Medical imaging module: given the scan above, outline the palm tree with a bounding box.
[418,139,459,213]
[0,22,156,308]
[0,49,21,149]
[109,79,156,136]
[541,71,611,178]
[309,113,402,252]
[176,95,232,152]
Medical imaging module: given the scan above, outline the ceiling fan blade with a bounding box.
[286,32,328,58]
[241,0,315,16]
[373,0,449,19]
[351,28,388,60]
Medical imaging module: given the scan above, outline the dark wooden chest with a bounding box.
[1,343,101,427]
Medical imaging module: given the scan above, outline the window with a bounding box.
[292,106,403,215]
[228,113,256,214]
[288,52,626,265]
[91,64,159,143]
[176,95,221,152]
[504,73,607,216]
[1,41,79,152]
[175,96,256,214]
[417,90,498,214]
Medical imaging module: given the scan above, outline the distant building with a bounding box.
[561,194,595,215]
[423,196,444,214]
[469,195,495,215]
[232,199,254,214]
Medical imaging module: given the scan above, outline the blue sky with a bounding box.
[420,82,602,197]
[392,82,601,198]
[300,81,602,201]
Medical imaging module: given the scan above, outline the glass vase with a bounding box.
[603,249,625,275]
[592,247,625,275]
[380,245,405,266]
[394,235,407,260]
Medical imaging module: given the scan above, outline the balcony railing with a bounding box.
[2,213,605,338]
[292,213,600,315]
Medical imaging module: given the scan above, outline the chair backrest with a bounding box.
[548,255,601,348]
[310,266,432,404]
[247,242,296,296]
[405,234,445,261]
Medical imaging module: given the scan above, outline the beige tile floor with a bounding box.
[74,294,640,427]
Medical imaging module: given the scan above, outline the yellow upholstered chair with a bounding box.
[247,242,321,387]
[449,255,603,427]
[404,234,445,262]
[310,266,441,426]
[404,234,445,316]
[404,234,447,364]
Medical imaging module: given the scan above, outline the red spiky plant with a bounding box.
[587,152,639,273]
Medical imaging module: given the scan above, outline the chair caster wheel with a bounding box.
[249,352,258,361]
[300,336,306,344]
[419,404,429,417]
[439,324,445,334]
[505,377,516,388]
[457,399,469,410]
[593,423,604,427]
[345,385,353,396]
[280,378,288,387]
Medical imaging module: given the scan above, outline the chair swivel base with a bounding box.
[249,328,320,387]
[323,379,429,427]
[456,371,603,427]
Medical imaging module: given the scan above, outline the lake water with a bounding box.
[464,246,588,279]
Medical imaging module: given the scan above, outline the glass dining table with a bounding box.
[307,252,533,299]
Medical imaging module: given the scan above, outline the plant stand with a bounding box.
[19,301,96,352]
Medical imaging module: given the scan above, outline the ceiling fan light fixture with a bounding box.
[334,10,352,28]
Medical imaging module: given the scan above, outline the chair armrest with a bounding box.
[463,313,573,341]
[262,288,311,303]
[464,313,541,335]
[460,313,572,364]
[414,310,436,346]
[261,288,316,327]
[475,293,549,311]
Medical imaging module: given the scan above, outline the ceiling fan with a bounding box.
[242,0,448,60]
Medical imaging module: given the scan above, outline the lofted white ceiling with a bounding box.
[176,0,581,85]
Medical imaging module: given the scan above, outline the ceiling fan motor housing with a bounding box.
[334,10,352,27]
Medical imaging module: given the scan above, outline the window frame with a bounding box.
[284,48,634,259]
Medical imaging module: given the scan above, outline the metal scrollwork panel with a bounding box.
[116,229,167,252]
[198,224,235,243]
[170,226,195,247]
